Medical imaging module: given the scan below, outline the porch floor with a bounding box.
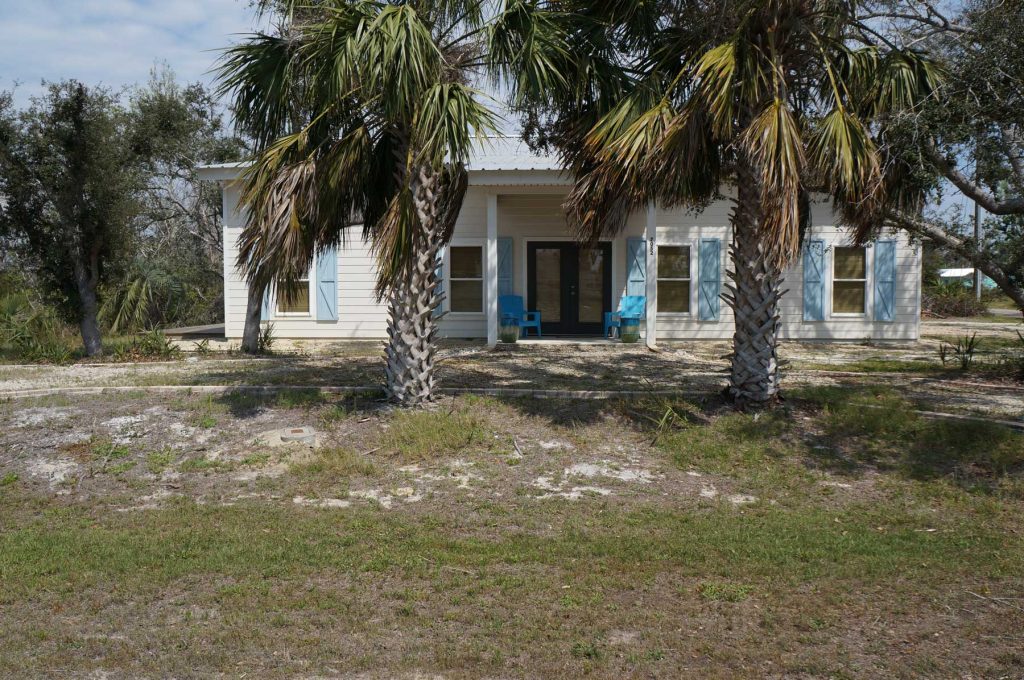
[510,336,643,345]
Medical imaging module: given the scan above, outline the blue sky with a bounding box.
[0,0,264,105]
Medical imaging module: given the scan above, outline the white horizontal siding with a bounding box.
[653,201,735,339]
[222,185,921,341]
[225,225,389,339]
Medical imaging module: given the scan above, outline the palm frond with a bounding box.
[216,34,298,148]
[413,82,500,166]
[692,41,738,138]
[648,103,723,208]
[808,107,881,195]
[361,4,444,122]
[488,0,574,105]
[741,99,806,264]
[872,50,943,115]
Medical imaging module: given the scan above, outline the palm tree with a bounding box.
[492,0,938,404]
[218,0,498,405]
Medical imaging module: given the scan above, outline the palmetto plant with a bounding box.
[99,263,185,334]
[218,0,498,405]
[492,0,938,404]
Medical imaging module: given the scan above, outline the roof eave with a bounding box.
[197,163,572,187]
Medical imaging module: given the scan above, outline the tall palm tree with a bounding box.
[491,0,939,405]
[218,0,498,405]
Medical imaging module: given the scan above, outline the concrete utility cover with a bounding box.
[256,427,318,447]
[281,427,315,443]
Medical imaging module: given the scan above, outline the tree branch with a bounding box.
[923,140,1024,215]
[886,208,1024,312]
[1001,126,1024,187]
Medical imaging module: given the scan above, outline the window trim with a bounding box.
[830,245,868,317]
[446,240,486,316]
[273,255,315,318]
[655,242,694,316]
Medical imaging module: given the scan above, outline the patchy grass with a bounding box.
[791,385,1024,491]
[1,382,1023,677]
[800,358,944,374]
[0,491,1021,677]
[697,581,755,602]
[379,408,493,461]
[60,435,131,463]
[144,448,176,475]
[178,457,233,474]
[240,452,273,467]
[291,446,379,483]
[635,397,813,497]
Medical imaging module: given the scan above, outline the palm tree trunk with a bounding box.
[382,167,445,406]
[241,282,265,354]
[724,162,784,405]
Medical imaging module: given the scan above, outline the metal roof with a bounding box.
[465,136,561,171]
[939,268,977,278]
[198,136,562,179]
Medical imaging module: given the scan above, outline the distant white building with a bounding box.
[199,137,922,347]
[938,268,996,289]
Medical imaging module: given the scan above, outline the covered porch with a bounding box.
[441,179,660,349]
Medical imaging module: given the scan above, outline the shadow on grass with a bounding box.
[177,342,727,394]
[213,388,382,419]
[493,387,1022,495]
[789,384,1024,492]
[191,367,1023,497]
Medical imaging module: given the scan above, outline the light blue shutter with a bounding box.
[697,238,721,321]
[315,246,338,321]
[433,247,444,317]
[260,287,270,320]
[803,240,826,321]
[873,240,896,322]
[626,238,646,297]
[497,237,513,296]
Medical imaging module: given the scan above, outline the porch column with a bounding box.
[645,201,658,349]
[486,193,498,348]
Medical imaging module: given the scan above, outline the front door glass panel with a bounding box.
[535,247,562,322]
[577,247,605,323]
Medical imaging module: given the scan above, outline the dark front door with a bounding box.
[527,242,612,335]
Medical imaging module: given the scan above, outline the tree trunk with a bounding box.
[382,167,445,406]
[73,261,103,357]
[241,282,265,354]
[724,163,784,405]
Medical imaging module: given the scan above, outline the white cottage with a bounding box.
[198,137,921,347]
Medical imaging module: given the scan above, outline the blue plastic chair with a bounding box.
[604,296,646,338]
[499,295,542,338]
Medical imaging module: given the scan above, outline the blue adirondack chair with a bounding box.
[499,295,542,338]
[604,296,646,339]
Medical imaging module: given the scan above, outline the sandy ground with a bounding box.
[1,318,1020,422]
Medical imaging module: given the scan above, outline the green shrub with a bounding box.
[0,282,78,364]
[258,322,275,354]
[109,330,182,362]
[922,279,987,318]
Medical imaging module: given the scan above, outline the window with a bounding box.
[657,245,691,313]
[833,246,866,314]
[276,271,310,315]
[449,246,483,312]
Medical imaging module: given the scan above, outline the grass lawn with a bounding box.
[1,384,1023,678]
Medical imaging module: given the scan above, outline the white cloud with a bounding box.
[0,0,265,104]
